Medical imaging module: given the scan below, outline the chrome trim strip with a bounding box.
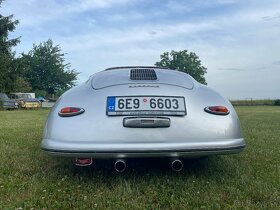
[42,145,245,155]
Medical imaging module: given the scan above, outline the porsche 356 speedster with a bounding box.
[41,66,245,172]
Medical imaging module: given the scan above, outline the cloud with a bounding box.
[272,60,280,65]
[217,64,277,72]
[164,0,239,13]
[2,0,280,99]
[262,14,280,21]
[217,68,245,71]
[56,20,218,53]
[64,0,131,13]
[2,0,133,27]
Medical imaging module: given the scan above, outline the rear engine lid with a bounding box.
[91,68,194,90]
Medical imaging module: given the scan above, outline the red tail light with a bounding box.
[58,107,85,117]
[204,106,229,115]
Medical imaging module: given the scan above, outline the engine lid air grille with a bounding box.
[130,69,157,81]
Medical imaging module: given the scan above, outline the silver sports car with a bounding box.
[41,66,245,172]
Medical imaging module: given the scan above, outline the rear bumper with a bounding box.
[3,106,18,109]
[22,103,40,108]
[2,104,18,109]
[41,138,245,158]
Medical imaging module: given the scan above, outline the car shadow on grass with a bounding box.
[42,155,238,181]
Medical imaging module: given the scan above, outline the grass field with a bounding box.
[0,107,279,209]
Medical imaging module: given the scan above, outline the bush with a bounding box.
[274,99,280,106]
[34,89,47,98]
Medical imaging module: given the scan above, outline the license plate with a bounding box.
[106,96,186,116]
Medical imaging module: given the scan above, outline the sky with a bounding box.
[2,0,280,99]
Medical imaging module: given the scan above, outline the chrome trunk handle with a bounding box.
[123,117,170,128]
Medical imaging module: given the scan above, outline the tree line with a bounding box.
[0,0,78,97]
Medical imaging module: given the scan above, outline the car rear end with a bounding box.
[0,93,18,109]
[21,99,41,108]
[42,67,245,160]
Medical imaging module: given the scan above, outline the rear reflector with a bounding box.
[58,107,85,117]
[204,106,229,115]
[75,158,93,166]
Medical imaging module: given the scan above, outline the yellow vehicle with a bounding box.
[9,93,41,109]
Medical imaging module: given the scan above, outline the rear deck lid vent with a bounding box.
[130,69,157,81]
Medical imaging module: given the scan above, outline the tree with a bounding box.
[155,50,207,85]
[0,0,21,93]
[20,39,79,95]
[13,76,32,92]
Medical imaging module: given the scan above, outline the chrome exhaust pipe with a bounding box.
[114,159,126,173]
[170,158,183,172]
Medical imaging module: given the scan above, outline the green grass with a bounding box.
[0,107,279,209]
